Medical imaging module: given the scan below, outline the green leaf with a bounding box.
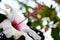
[51,28,60,40]
[31,21,39,28]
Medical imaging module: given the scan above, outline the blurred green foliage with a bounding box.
[51,27,60,40]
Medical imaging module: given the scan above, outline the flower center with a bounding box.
[11,20,21,31]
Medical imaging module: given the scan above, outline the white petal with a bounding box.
[20,31,33,40]
[0,19,22,39]
[0,19,13,38]
[0,19,13,30]
[2,0,20,9]
[3,29,13,38]
[23,29,41,40]
[20,23,30,30]
[12,30,22,39]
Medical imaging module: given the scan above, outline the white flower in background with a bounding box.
[42,17,50,27]
[42,17,58,40]
[42,17,58,28]
[0,4,41,40]
[43,28,53,40]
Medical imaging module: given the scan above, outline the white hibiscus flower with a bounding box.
[0,4,41,40]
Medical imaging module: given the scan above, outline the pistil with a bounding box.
[18,2,45,25]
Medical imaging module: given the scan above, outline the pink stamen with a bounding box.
[18,3,45,25]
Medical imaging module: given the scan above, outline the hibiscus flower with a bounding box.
[0,4,41,40]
